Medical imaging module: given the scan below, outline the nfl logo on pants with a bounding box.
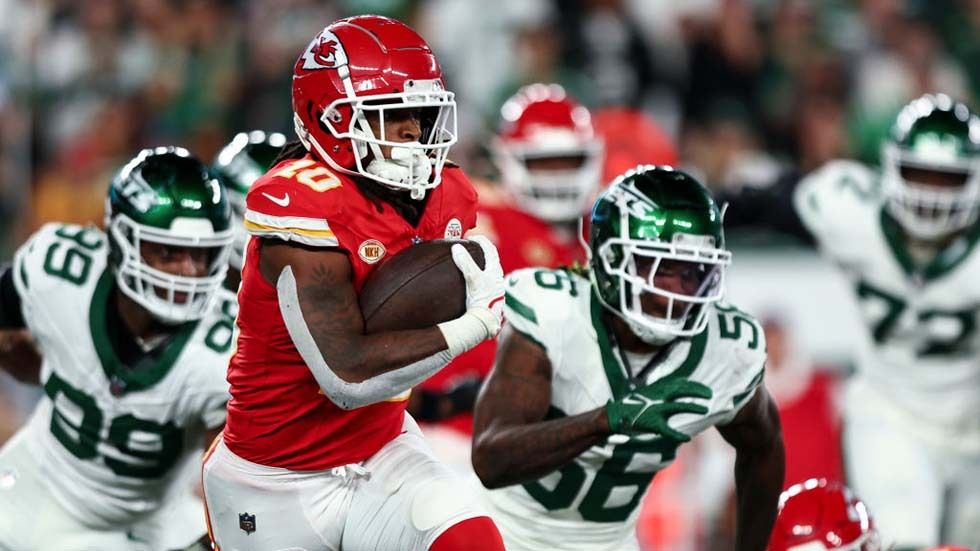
[239,512,256,535]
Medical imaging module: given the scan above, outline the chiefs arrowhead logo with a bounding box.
[301,30,348,70]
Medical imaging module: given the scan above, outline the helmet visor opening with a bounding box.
[900,164,970,190]
[626,252,723,320]
[111,215,232,324]
[138,241,228,302]
[342,94,456,151]
[523,154,588,171]
[599,238,730,337]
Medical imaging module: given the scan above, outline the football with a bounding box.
[360,239,485,333]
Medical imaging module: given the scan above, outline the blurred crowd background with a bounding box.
[1,0,978,549]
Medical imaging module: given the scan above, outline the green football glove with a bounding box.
[604,378,712,439]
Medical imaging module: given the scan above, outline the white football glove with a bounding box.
[437,235,505,357]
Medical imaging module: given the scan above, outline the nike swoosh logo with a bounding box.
[262,192,290,207]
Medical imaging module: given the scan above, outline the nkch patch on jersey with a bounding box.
[358,239,386,264]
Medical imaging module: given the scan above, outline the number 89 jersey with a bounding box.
[795,161,980,447]
[482,268,766,551]
[8,223,233,526]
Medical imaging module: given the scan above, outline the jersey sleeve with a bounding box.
[710,305,768,425]
[11,223,106,337]
[793,160,879,256]
[501,268,581,373]
[187,290,236,429]
[197,371,231,430]
[243,158,345,248]
[502,269,547,347]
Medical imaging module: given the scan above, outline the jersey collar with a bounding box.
[880,207,980,283]
[590,290,708,401]
[89,270,199,394]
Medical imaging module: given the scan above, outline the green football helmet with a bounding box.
[589,165,732,344]
[106,147,233,324]
[212,130,287,271]
[882,93,980,240]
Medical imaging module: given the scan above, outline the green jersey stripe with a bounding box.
[505,292,539,324]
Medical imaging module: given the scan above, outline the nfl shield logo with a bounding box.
[239,512,256,535]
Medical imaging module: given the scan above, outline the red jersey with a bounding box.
[223,154,477,470]
[419,184,586,433]
[776,370,844,487]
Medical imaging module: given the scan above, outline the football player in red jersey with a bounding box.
[411,84,603,452]
[201,16,506,551]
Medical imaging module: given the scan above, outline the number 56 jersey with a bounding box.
[6,223,234,527]
[482,268,766,551]
[794,160,980,448]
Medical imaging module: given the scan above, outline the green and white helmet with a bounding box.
[882,93,980,240]
[589,165,732,344]
[212,130,287,271]
[106,147,233,324]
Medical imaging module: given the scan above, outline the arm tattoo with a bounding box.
[293,254,449,382]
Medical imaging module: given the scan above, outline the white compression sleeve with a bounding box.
[276,266,454,410]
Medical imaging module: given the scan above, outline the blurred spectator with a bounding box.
[681,100,784,193]
[680,0,764,127]
[556,0,664,109]
[850,8,971,163]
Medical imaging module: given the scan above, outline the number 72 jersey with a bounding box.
[9,223,234,526]
[794,160,980,445]
[482,268,766,551]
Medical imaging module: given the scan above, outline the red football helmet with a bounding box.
[768,479,881,551]
[292,15,457,199]
[492,83,603,222]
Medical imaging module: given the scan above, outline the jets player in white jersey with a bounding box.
[795,95,980,548]
[790,94,980,550]
[0,147,235,551]
[472,166,785,551]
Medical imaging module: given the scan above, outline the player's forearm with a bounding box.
[327,328,451,381]
[732,434,785,551]
[0,330,41,385]
[473,408,610,489]
[279,262,453,381]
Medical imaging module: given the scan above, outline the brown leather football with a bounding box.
[359,239,484,333]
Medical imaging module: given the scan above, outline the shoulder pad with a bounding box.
[439,165,478,203]
[13,223,107,295]
[706,302,767,411]
[244,158,348,248]
[794,160,880,245]
[503,267,585,340]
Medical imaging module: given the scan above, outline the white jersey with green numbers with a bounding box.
[482,268,766,551]
[8,222,235,527]
[794,160,980,447]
